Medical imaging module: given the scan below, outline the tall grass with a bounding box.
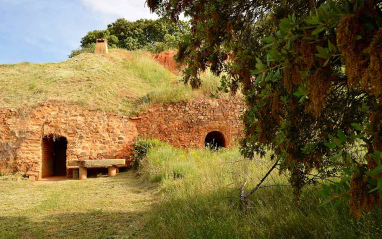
[140,141,382,238]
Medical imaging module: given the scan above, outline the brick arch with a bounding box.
[204,131,226,149]
[198,125,232,148]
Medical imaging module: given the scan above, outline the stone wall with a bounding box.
[0,103,137,178]
[0,96,245,179]
[135,96,245,149]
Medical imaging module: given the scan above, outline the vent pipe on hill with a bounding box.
[95,38,108,55]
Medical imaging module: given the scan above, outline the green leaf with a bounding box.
[361,103,369,111]
[280,18,291,30]
[299,71,309,79]
[351,123,363,131]
[255,58,267,72]
[263,36,276,44]
[369,187,380,193]
[253,77,262,86]
[343,168,352,176]
[265,72,274,82]
[328,39,337,53]
[369,165,382,176]
[329,134,342,146]
[312,26,326,36]
[262,43,274,49]
[324,142,337,149]
[355,35,363,40]
[375,150,382,159]
[340,177,351,183]
[323,57,331,67]
[378,177,382,189]
[274,69,280,80]
[315,46,330,59]
[332,151,343,160]
[366,123,372,131]
[293,91,304,97]
[306,16,319,25]
[338,130,347,143]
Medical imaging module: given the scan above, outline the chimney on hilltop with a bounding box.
[95,38,108,55]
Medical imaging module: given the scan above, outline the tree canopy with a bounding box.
[147,0,382,218]
[70,18,190,57]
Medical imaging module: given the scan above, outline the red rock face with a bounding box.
[0,103,137,178]
[152,50,180,73]
[0,97,245,178]
[136,96,245,149]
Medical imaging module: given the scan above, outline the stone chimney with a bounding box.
[95,38,108,55]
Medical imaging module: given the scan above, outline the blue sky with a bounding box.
[0,0,158,64]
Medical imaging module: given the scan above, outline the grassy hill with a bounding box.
[0,49,221,115]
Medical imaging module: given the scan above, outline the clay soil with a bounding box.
[152,50,180,73]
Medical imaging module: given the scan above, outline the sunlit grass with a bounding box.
[0,172,156,239]
[0,49,224,116]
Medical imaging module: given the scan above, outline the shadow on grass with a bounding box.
[145,187,382,239]
[0,210,149,239]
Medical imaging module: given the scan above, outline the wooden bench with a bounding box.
[68,159,126,180]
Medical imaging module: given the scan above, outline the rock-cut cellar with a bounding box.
[0,96,244,180]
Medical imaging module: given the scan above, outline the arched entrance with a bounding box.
[41,135,67,178]
[205,131,226,149]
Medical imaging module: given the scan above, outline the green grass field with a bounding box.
[0,49,222,115]
[0,172,157,239]
[1,142,381,239]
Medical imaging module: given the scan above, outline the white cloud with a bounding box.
[80,0,158,22]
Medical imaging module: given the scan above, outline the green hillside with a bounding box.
[0,49,221,115]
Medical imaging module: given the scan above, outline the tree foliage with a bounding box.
[147,0,382,218]
[70,18,190,57]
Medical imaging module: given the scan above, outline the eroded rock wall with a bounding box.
[136,96,245,149]
[0,96,245,178]
[0,103,137,177]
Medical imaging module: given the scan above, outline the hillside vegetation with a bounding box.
[0,49,221,115]
[139,140,382,238]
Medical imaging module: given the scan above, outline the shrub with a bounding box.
[129,139,164,169]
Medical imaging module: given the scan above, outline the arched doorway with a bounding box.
[205,131,226,150]
[41,135,67,178]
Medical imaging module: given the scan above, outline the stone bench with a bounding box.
[68,159,126,180]
[26,171,39,180]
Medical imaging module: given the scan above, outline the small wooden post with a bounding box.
[79,167,87,180]
[108,166,117,177]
